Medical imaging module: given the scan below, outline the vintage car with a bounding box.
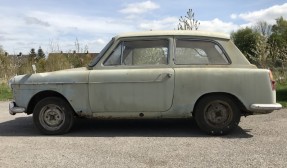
[9,30,282,135]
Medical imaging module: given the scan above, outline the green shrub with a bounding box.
[277,83,287,107]
[0,83,12,100]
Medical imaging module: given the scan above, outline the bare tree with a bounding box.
[178,9,200,30]
[84,44,89,53]
[75,38,80,53]
[49,39,61,53]
[253,21,272,37]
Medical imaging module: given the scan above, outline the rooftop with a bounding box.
[116,30,230,40]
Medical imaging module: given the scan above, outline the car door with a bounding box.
[89,38,174,112]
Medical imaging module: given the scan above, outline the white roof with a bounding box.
[116,30,230,40]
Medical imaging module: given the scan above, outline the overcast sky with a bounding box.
[0,0,287,54]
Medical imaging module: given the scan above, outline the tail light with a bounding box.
[269,70,276,91]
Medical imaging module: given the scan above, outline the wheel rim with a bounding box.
[203,100,233,128]
[39,104,65,131]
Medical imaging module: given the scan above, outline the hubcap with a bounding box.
[39,104,65,131]
[204,100,233,128]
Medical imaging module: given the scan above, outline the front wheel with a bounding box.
[33,97,74,135]
[194,95,240,135]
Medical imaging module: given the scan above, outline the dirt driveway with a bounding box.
[0,101,286,168]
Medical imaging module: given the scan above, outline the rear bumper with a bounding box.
[250,103,282,114]
[9,101,26,115]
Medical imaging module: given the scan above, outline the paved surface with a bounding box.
[0,101,287,168]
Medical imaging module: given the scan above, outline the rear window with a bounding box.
[175,39,230,65]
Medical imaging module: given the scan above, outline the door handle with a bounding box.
[154,73,173,82]
[167,73,173,78]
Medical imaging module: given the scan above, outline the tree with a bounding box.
[268,17,287,65]
[45,53,70,72]
[37,58,46,73]
[229,17,287,81]
[253,21,272,37]
[48,39,61,53]
[32,47,46,73]
[29,48,36,62]
[0,46,16,80]
[68,52,82,68]
[231,27,261,63]
[249,35,269,68]
[37,46,45,60]
[178,8,200,30]
[20,48,37,74]
[75,38,80,53]
[0,46,8,79]
[271,17,287,36]
[0,45,4,55]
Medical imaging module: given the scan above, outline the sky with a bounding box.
[0,0,287,55]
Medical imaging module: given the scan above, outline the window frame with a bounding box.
[88,38,114,68]
[103,42,123,66]
[103,38,171,67]
[174,38,231,65]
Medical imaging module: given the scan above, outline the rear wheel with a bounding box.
[33,97,74,135]
[194,95,240,135]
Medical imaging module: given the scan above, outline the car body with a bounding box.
[9,30,282,135]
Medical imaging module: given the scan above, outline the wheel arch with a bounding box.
[27,90,73,115]
[193,92,247,117]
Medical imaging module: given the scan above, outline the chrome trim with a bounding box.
[9,102,26,115]
[91,74,172,84]
[11,82,88,85]
[250,103,282,111]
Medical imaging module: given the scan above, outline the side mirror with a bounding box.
[32,64,37,74]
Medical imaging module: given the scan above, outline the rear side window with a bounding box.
[175,39,229,65]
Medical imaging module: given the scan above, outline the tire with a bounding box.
[194,95,240,135]
[33,97,74,135]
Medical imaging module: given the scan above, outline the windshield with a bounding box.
[88,38,115,67]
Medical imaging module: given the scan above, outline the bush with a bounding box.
[277,83,287,107]
[0,83,12,100]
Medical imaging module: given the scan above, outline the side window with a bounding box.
[104,43,122,66]
[175,40,229,65]
[104,39,168,66]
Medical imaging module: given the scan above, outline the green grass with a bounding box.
[277,83,287,108]
[0,83,12,101]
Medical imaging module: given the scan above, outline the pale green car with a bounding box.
[9,30,282,135]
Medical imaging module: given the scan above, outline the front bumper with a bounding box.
[250,103,282,114]
[9,101,26,115]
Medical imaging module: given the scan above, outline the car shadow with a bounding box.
[0,116,253,138]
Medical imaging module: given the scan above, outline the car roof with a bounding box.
[115,30,230,40]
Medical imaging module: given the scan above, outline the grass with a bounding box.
[0,82,286,108]
[0,83,12,101]
[277,83,287,108]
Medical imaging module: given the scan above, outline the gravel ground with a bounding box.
[0,101,287,168]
